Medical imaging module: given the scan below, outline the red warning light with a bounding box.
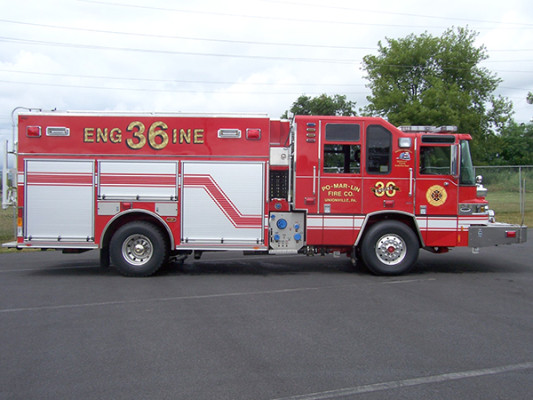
[246,128,261,140]
[26,126,42,137]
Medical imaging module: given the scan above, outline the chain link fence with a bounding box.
[473,165,532,226]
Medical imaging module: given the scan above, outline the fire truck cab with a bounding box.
[2,110,527,276]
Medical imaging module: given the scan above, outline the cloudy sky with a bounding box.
[1,0,532,147]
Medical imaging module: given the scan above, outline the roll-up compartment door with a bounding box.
[25,160,95,241]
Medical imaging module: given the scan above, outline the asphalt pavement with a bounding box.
[1,234,532,400]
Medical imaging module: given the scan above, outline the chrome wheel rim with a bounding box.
[375,234,406,266]
[122,234,153,266]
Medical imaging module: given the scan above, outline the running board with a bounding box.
[269,249,299,255]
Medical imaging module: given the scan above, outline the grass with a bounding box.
[0,207,15,243]
[0,207,18,253]
[474,167,532,226]
[486,190,532,226]
[474,167,533,194]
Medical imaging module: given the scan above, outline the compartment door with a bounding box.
[181,161,265,247]
[25,160,95,242]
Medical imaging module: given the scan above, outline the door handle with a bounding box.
[312,166,316,196]
[409,168,413,196]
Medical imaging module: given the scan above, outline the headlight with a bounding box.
[476,204,489,213]
[459,203,489,215]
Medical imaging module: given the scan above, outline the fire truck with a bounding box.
[2,109,527,276]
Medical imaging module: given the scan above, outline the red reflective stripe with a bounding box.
[27,173,92,186]
[184,174,261,228]
[100,174,176,187]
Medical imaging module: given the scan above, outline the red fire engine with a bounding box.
[2,110,527,276]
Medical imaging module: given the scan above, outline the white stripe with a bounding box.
[273,362,533,400]
[458,217,488,227]
[323,218,353,229]
[307,216,322,228]
[307,216,365,229]
[427,218,457,229]
[459,216,488,221]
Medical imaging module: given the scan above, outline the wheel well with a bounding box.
[357,213,422,248]
[100,212,173,251]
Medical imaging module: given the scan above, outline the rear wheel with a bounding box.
[110,221,169,277]
[360,220,419,276]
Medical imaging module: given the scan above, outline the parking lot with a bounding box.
[1,234,532,400]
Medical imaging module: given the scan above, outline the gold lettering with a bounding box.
[180,129,191,144]
[148,121,169,150]
[85,123,205,148]
[194,129,204,144]
[126,121,146,150]
[110,128,122,144]
[84,128,94,143]
[96,128,108,143]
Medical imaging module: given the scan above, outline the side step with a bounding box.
[269,249,299,255]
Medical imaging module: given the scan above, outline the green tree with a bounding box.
[495,121,533,165]
[282,94,356,119]
[362,27,513,163]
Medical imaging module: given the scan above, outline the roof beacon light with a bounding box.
[398,126,457,133]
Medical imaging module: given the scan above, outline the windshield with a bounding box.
[460,140,475,185]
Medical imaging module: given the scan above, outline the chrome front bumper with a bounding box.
[468,223,527,247]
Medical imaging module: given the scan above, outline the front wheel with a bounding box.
[110,221,169,277]
[360,221,419,276]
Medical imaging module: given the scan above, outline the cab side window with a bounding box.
[323,123,361,174]
[324,144,360,174]
[420,146,451,175]
[366,125,391,174]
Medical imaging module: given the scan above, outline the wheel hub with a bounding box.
[376,234,406,265]
[122,234,153,266]
[134,243,146,256]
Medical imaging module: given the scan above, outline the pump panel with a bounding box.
[269,212,306,252]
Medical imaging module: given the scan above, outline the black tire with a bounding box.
[360,220,419,276]
[100,247,110,269]
[110,221,169,277]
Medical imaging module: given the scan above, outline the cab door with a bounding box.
[318,120,363,245]
[415,136,459,246]
[362,123,415,215]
